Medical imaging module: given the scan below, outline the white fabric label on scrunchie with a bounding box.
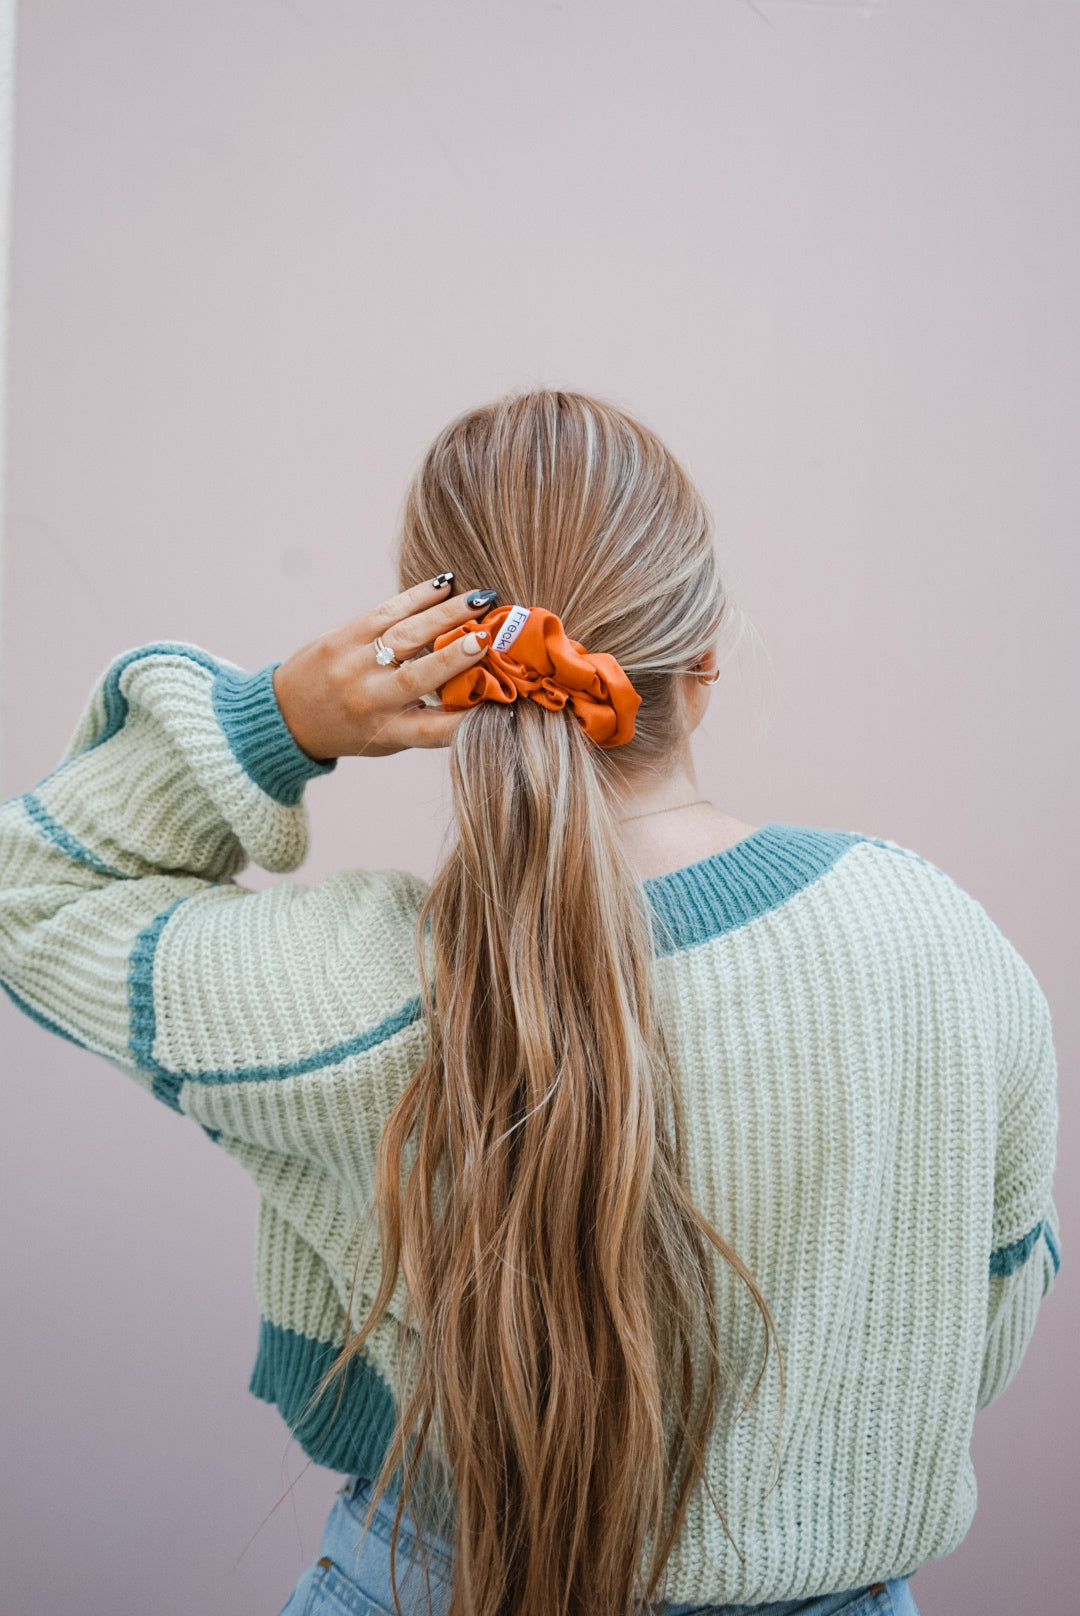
[492,604,530,652]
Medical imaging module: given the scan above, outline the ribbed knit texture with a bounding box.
[0,641,1060,1606]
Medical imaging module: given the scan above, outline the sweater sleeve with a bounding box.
[0,641,428,1128]
[977,941,1061,1410]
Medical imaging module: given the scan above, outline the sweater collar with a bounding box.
[643,821,864,957]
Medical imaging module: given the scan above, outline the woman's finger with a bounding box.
[358,574,458,642]
[396,629,490,700]
[393,707,470,750]
[379,588,499,662]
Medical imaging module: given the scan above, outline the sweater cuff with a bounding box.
[210,661,338,806]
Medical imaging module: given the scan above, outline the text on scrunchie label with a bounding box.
[493,605,531,652]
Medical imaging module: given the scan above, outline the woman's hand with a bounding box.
[272,576,495,760]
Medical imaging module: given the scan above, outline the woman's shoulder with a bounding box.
[818,824,1037,971]
[644,819,1034,984]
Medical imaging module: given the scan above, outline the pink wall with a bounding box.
[2,3,1077,1612]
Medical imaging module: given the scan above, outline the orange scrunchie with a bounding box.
[433,604,641,749]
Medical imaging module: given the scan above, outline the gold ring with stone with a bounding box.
[373,635,401,669]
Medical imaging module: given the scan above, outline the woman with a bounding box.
[0,391,1059,1616]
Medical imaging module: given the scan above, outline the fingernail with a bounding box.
[462,631,489,654]
[431,571,454,589]
[465,589,498,609]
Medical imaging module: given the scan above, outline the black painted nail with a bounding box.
[431,571,454,589]
[465,589,498,609]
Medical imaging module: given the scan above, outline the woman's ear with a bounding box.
[692,644,720,685]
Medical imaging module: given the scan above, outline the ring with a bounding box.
[373,635,401,669]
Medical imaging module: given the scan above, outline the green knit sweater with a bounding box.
[0,641,1060,1605]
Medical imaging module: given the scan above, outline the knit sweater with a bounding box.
[0,640,1060,1606]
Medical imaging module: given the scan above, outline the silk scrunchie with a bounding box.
[433,604,641,749]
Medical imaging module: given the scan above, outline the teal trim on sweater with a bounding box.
[990,1218,1061,1279]
[87,642,225,752]
[644,823,865,956]
[249,1318,397,1477]
[167,994,425,1089]
[211,660,337,806]
[22,792,127,879]
[128,897,195,1110]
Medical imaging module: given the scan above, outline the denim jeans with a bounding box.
[277,1474,921,1616]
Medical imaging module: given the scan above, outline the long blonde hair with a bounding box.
[320,391,778,1615]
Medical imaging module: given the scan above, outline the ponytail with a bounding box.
[318,391,778,1616]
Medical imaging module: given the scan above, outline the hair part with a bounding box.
[316,390,780,1616]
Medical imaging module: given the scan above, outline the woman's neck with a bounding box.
[612,749,760,881]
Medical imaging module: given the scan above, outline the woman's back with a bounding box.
[638,821,1058,1600]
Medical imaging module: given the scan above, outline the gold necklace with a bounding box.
[617,798,712,825]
